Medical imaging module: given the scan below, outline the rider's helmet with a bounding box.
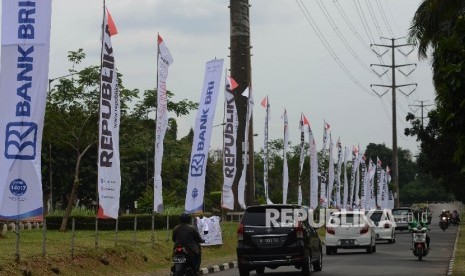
[180,212,191,224]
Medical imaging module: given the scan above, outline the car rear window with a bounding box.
[392,209,412,216]
[369,212,383,223]
[242,206,304,226]
[329,213,365,225]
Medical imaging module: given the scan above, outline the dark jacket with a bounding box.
[172,223,203,254]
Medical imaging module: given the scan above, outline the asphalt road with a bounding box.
[213,203,460,276]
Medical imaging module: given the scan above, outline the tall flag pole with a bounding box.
[342,147,350,209]
[335,137,343,209]
[185,59,224,213]
[153,34,173,213]
[261,96,272,204]
[0,0,52,222]
[297,113,308,205]
[221,75,239,210]
[97,6,121,219]
[387,166,394,209]
[238,85,253,209]
[282,109,289,204]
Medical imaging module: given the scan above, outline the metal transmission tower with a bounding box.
[409,100,434,129]
[370,37,417,208]
[230,0,255,209]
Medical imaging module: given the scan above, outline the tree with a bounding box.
[45,49,198,230]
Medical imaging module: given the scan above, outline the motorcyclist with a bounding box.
[172,212,204,273]
[451,210,460,224]
[408,212,430,249]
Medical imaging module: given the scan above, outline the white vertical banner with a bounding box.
[353,148,363,208]
[238,86,253,209]
[185,59,224,213]
[98,7,121,219]
[261,96,272,204]
[342,147,350,210]
[0,0,52,221]
[153,34,173,213]
[282,109,289,204]
[349,146,359,209]
[297,113,308,205]
[368,159,377,210]
[327,135,334,207]
[221,76,238,210]
[319,120,331,208]
[335,137,343,209]
[376,157,382,208]
[306,115,318,209]
[360,155,367,209]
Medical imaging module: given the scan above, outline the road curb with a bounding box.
[200,261,237,275]
[447,225,460,275]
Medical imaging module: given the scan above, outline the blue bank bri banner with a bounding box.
[185,59,224,213]
[97,7,121,219]
[0,0,52,221]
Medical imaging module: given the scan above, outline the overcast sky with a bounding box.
[5,0,435,157]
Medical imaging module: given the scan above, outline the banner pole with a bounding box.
[71,218,75,258]
[15,220,20,262]
[151,212,155,247]
[115,218,119,246]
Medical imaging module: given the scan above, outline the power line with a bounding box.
[409,100,434,129]
[295,0,375,96]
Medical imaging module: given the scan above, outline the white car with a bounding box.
[325,211,376,255]
[366,209,396,243]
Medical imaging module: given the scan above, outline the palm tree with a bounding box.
[408,0,465,58]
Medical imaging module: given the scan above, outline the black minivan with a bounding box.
[236,204,323,276]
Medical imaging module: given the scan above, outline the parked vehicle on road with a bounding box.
[325,210,376,255]
[236,204,323,276]
[366,209,396,243]
[392,208,414,231]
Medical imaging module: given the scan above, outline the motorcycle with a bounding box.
[171,245,197,276]
[411,227,429,261]
[439,216,449,231]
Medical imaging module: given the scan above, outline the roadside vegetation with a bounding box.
[453,225,465,275]
[0,221,238,276]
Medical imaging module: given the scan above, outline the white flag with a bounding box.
[0,0,52,221]
[98,7,121,219]
[327,135,335,207]
[297,113,308,205]
[262,96,273,204]
[335,137,343,209]
[342,147,350,210]
[282,109,289,204]
[153,34,173,213]
[185,59,224,213]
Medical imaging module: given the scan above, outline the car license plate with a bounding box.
[173,255,186,263]
[259,237,280,246]
[341,239,355,246]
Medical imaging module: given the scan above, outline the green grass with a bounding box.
[0,221,239,275]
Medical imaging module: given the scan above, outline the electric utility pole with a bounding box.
[230,0,255,209]
[409,100,434,129]
[371,37,417,208]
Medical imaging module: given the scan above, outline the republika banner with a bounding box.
[0,0,52,221]
[97,7,121,219]
[154,34,173,213]
[221,76,238,210]
[185,59,224,213]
